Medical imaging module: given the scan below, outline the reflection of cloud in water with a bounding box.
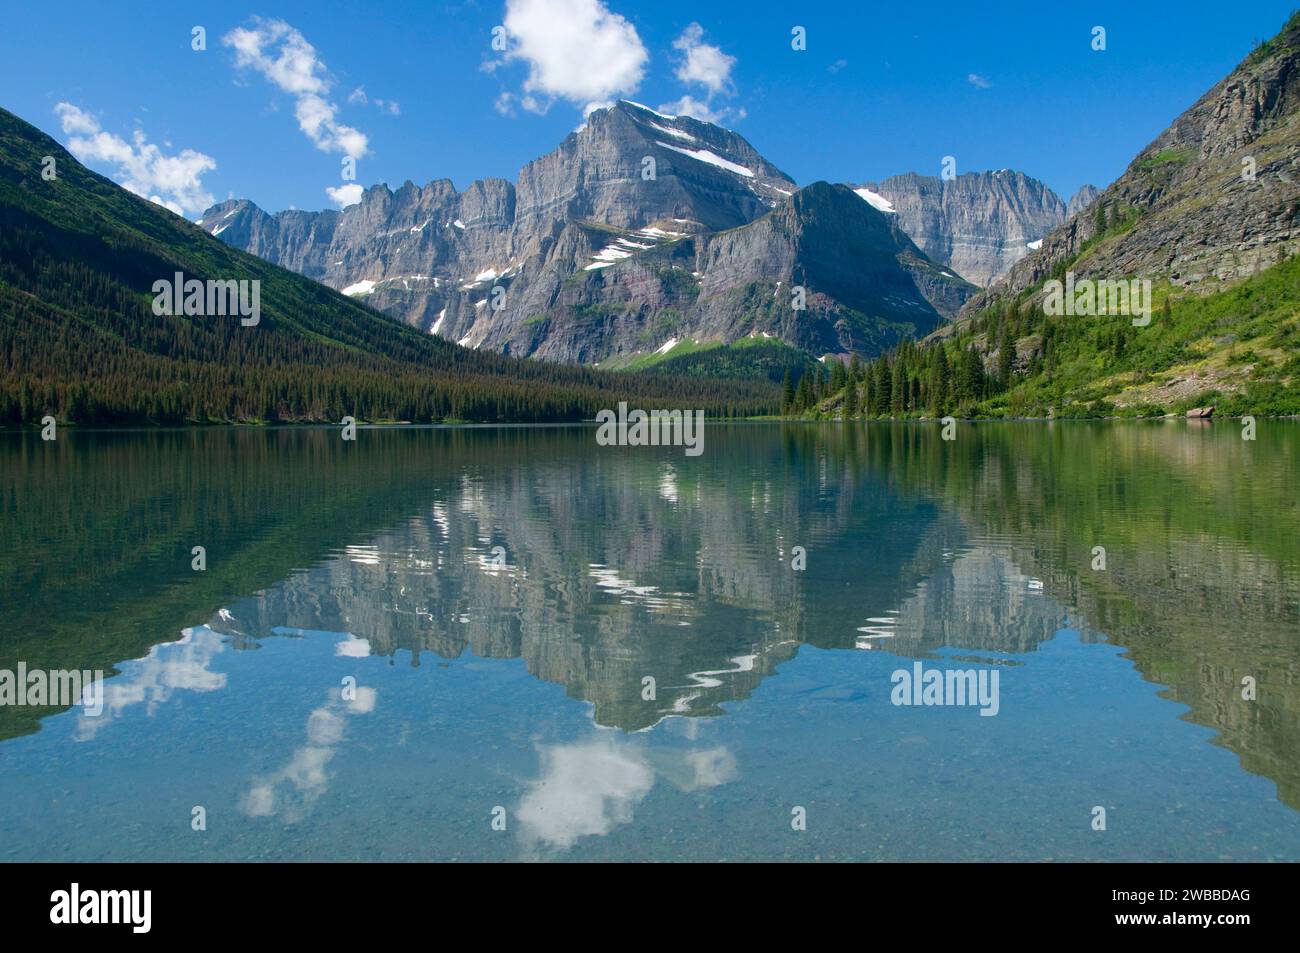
[684,746,738,789]
[517,739,654,851]
[516,735,737,853]
[334,635,371,658]
[240,686,377,823]
[76,626,227,740]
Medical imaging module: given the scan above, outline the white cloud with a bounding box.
[672,23,734,95]
[53,103,216,216]
[967,73,992,89]
[348,86,400,115]
[325,183,364,207]
[661,23,741,125]
[496,0,648,115]
[494,91,517,116]
[223,18,370,158]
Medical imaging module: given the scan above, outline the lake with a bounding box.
[1,421,1298,861]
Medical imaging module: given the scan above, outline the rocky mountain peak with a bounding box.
[197,101,1028,364]
[1067,184,1100,217]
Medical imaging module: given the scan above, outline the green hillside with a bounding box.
[602,335,814,383]
[792,254,1300,420]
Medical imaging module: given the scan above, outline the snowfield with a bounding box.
[854,188,896,213]
[656,141,754,178]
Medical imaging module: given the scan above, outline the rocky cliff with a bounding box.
[863,170,1068,287]
[964,12,1300,314]
[201,100,987,363]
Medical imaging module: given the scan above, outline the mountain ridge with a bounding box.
[200,100,1079,365]
[861,170,1071,287]
[964,10,1300,316]
[0,105,776,426]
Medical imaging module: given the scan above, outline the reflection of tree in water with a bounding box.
[891,421,1300,811]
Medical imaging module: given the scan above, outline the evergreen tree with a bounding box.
[933,345,951,414]
[871,361,889,415]
[844,382,858,417]
[830,359,847,393]
[997,328,1013,390]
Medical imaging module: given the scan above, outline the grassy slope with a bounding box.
[802,243,1300,420]
[600,335,814,382]
[991,253,1300,417]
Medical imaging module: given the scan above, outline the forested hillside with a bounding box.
[0,108,775,425]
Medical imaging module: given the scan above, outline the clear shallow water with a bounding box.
[1,421,1298,861]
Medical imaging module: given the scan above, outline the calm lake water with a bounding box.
[1,421,1298,861]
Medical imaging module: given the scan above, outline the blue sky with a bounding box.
[2,0,1296,217]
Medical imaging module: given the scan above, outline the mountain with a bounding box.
[859,170,1068,287]
[482,181,972,363]
[202,100,975,364]
[200,100,801,342]
[1066,184,1100,217]
[798,11,1300,420]
[0,106,775,426]
[968,12,1300,310]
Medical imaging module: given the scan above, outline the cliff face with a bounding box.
[201,100,983,363]
[437,183,971,362]
[965,13,1300,314]
[1067,184,1100,217]
[864,171,1068,287]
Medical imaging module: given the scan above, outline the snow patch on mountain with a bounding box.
[854,188,896,214]
[342,279,377,296]
[657,142,754,178]
[648,121,695,142]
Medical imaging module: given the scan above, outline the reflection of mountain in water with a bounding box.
[202,427,1086,731]
[5,422,1298,814]
[891,421,1300,810]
